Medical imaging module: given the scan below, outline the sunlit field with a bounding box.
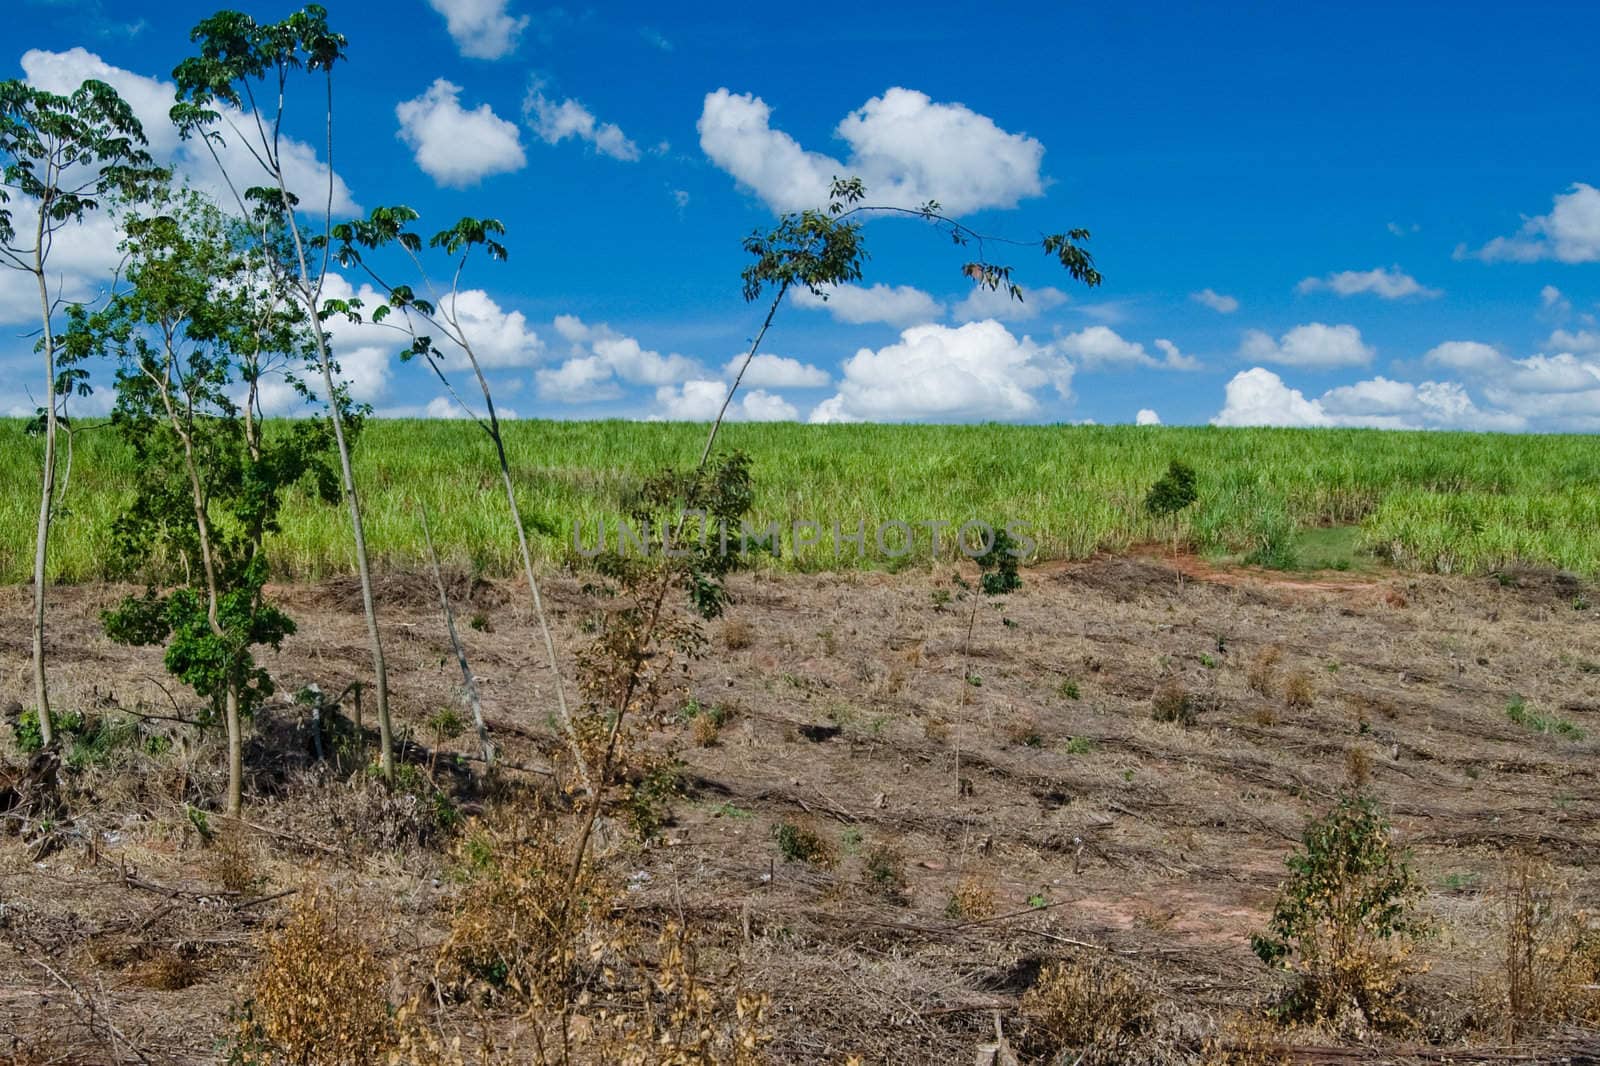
[4,417,1598,581]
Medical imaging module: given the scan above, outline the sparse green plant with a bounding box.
[1506,694,1584,739]
[774,820,835,867]
[862,843,909,903]
[1251,791,1428,1029]
[1058,678,1081,701]
[1063,736,1093,755]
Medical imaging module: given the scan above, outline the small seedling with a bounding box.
[1058,679,1081,701]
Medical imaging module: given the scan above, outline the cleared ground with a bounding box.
[2,555,1598,1063]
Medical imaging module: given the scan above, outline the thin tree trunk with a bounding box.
[30,255,56,748]
[700,279,787,470]
[224,685,243,816]
[277,187,392,782]
[419,504,493,768]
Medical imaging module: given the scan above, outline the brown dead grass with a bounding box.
[2,557,1598,1063]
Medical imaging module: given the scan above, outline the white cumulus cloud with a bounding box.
[1054,326,1200,371]
[722,353,830,388]
[425,0,529,59]
[1296,266,1440,300]
[952,284,1068,323]
[1135,408,1161,426]
[698,86,1045,214]
[791,282,943,327]
[1192,288,1239,314]
[1240,323,1374,369]
[1471,183,1600,263]
[807,320,1070,423]
[523,85,640,161]
[537,317,702,402]
[397,79,526,187]
[1215,366,1526,432]
[654,380,797,422]
[1212,368,1332,427]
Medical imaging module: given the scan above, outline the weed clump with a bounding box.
[862,843,909,903]
[1251,791,1427,1032]
[1247,647,1281,696]
[773,819,835,867]
[233,893,391,1065]
[946,873,998,921]
[1152,681,1198,726]
[1488,854,1600,1040]
[1283,671,1315,710]
[1022,956,1159,1063]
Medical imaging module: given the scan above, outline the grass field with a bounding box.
[3,417,1598,582]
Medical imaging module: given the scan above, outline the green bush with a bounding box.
[1251,791,1427,1028]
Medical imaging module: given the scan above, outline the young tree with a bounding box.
[330,208,589,790]
[171,6,398,780]
[90,188,337,815]
[0,78,165,748]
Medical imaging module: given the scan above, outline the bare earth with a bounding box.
[2,555,1598,1064]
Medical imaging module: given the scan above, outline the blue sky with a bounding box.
[4,0,1599,429]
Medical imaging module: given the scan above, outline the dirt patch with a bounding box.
[1,556,1597,1063]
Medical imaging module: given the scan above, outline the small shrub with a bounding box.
[1006,714,1044,748]
[773,820,835,867]
[1057,679,1081,701]
[1251,791,1427,1031]
[1493,854,1600,1039]
[438,815,615,1005]
[862,843,909,903]
[1022,956,1158,1063]
[467,611,490,632]
[1151,681,1197,726]
[1345,747,1371,788]
[722,617,755,650]
[1063,736,1093,755]
[1283,671,1315,710]
[1247,647,1281,696]
[235,893,391,1064]
[206,829,259,896]
[945,874,997,921]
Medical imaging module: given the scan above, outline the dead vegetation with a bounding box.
[1,556,1598,1063]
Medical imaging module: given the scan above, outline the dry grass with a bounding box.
[239,892,392,1065]
[1282,671,1315,710]
[1021,956,1164,1064]
[1247,646,1281,696]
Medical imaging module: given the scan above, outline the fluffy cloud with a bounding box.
[524,85,640,161]
[722,353,830,388]
[397,80,526,187]
[1135,408,1161,426]
[791,282,943,327]
[1423,340,1503,373]
[1212,368,1332,427]
[1240,323,1374,369]
[698,87,1045,214]
[807,320,1070,423]
[21,48,357,214]
[425,0,529,59]
[1548,327,1600,354]
[653,380,798,422]
[537,316,702,402]
[1296,266,1440,300]
[1471,183,1600,263]
[1540,285,1572,318]
[1054,326,1200,371]
[952,284,1068,323]
[1215,367,1526,431]
[1192,288,1239,314]
[435,290,544,368]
